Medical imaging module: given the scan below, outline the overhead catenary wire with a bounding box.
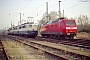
[65,2,82,10]
[29,0,70,17]
[32,1,84,17]
[25,3,46,15]
[13,0,32,17]
[25,0,52,15]
[11,0,76,18]
[13,0,84,21]
[11,0,24,15]
[20,0,32,12]
[29,0,67,13]
[29,0,67,17]
[14,0,63,18]
[49,3,58,8]
[31,3,58,16]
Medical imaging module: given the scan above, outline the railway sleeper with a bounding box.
[3,35,90,60]
[16,39,90,60]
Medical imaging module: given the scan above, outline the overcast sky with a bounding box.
[0,0,90,29]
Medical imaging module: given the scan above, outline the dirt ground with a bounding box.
[76,32,90,40]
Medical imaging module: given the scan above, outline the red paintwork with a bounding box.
[40,19,77,36]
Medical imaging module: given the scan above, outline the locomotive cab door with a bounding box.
[59,21,63,35]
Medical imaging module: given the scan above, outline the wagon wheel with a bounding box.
[32,35,36,38]
[55,35,57,39]
[41,34,45,38]
[47,35,50,38]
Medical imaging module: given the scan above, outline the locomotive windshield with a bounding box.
[29,25,37,28]
[66,21,76,26]
[33,25,37,28]
[29,25,32,28]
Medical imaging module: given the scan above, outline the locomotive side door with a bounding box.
[59,21,63,35]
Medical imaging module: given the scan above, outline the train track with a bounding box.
[35,36,90,49]
[0,40,8,60]
[2,34,90,60]
[1,35,63,60]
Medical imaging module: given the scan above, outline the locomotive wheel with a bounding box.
[60,35,65,40]
[56,34,60,39]
[50,35,53,38]
[70,35,74,40]
[63,36,65,40]
[56,34,64,40]
[55,35,58,39]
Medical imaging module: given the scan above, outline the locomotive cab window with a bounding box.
[66,21,76,26]
[29,25,32,28]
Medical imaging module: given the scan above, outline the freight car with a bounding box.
[8,22,38,38]
[40,18,77,39]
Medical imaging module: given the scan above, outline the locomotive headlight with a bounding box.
[32,28,34,30]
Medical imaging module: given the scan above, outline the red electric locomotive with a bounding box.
[40,18,77,39]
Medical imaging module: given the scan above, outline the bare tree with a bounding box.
[77,15,90,32]
[37,19,46,33]
[48,11,58,21]
[41,11,58,22]
[68,15,90,32]
[77,15,89,29]
[37,11,58,33]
